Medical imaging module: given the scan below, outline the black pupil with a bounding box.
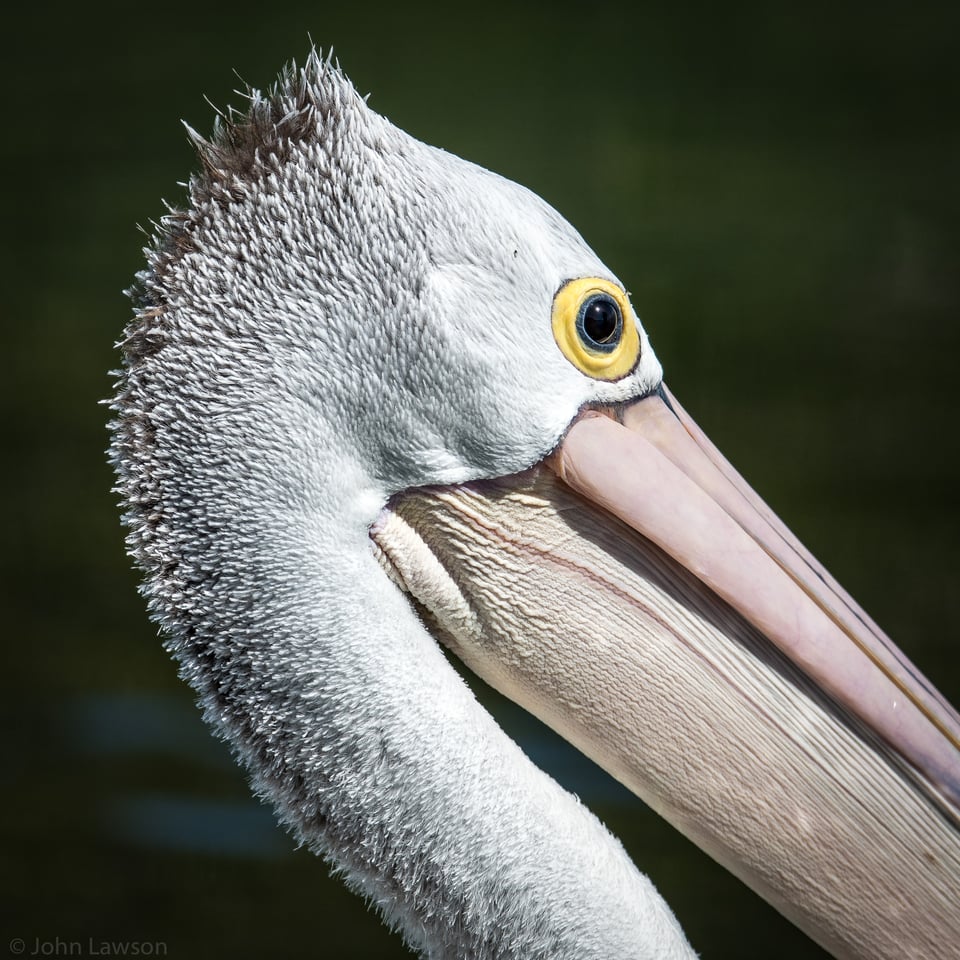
[582,297,620,346]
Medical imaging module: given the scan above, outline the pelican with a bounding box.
[110,51,960,959]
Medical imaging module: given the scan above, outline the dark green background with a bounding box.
[4,2,957,957]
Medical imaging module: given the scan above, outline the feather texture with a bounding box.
[109,50,691,959]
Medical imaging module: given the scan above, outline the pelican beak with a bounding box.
[550,385,960,814]
[371,384,960,958]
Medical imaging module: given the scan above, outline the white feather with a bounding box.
[110,50,691,959]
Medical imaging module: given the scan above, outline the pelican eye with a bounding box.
[551,277,640,381]
[578,294,622,352]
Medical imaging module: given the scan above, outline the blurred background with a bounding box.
[3,1,957,957]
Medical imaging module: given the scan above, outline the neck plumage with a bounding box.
[282,531,691,957]
[114,389,691,958]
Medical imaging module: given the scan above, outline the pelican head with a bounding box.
[111,51,960,959]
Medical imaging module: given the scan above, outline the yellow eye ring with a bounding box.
[551,277,640,381]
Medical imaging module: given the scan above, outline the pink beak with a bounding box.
[550,385,960,815]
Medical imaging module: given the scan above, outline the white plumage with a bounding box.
[111,50,960,960]
[111,51,691,959]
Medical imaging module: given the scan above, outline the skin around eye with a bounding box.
[551,277,640,381]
